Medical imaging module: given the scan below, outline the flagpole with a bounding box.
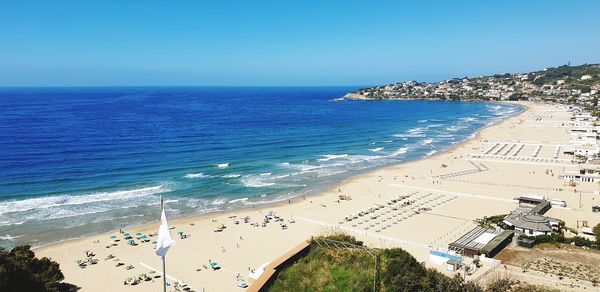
[161,196,167,292]
[162,255,167,292]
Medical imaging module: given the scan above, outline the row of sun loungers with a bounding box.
[434,161,488,179]
[513,144,524,156]
[469,154,568,164]
[339,193,457,233]
[221,212,294,232]
[493,143,507,155]
[486,142,528,157]
[532,145,542,157]
[484,142,499,155]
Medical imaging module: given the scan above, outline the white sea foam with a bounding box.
[487,104,503,111]
[240,175,276,188]
[369,147,384,152]
[217,163,229,169]
[389,147,409,156]
[210,198,227,205]
[446,125,466,132]
[184,172,209,179]
[260,172,272,176]
[407,127,423,134]
[425,150,438,157]
[393,128,425,138]
[229,198,249,204]
[318,154,349,161]
[346,155,383,164]
[222,174,242,178]
[420,138,434,145]
[0,234,23,241]
[0,185,169,214]
[283,163,323,173]
[418,119,428,123]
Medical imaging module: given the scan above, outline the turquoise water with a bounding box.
[0,87,522,247]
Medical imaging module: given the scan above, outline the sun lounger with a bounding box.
[237,282,249,288]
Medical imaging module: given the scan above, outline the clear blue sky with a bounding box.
[0,0,599,86]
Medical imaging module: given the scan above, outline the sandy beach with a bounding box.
[36,101,599,291]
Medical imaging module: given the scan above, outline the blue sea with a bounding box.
[0,87,522,247]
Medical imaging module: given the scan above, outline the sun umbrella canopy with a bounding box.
[123,233,130,236]
[110,235,117,238]
[136,232,142,236]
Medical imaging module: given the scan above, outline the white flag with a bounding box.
[155,205,175,257]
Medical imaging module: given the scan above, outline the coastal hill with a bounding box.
[343,64,600,107]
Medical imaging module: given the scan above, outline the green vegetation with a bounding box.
[531,64,600,87]
[268,234,376,292]
[519,233,597,249]
[269,234,555,292]
[0,245,67,292]
[594,223,600,243]
[475,214,507,230]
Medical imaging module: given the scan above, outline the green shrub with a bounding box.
[0,245,64,292]
[593,223,600,243]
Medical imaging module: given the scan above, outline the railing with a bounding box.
[472,258,501,283]
[246,240,311,292]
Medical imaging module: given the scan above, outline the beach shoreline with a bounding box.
[31,101,526,251]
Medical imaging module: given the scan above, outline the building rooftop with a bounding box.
[449,226,501,251]
[530,200,551,215]
[504,213,553,232]
[481,230,514,255]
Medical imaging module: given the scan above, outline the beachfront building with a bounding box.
[514,196,552,213]
[503,212,560,236]
[559,168,600,183]
[580,226,597,241]
[514,195,546,207]
[502,199,560,236]
[447,226,514,258]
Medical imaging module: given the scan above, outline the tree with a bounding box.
[382,248,427,292]
[593,223,600,243]
[0,245,64,292]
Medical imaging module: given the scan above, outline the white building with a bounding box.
[560,168,600,183]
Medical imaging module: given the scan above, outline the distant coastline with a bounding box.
[339,64,600,107]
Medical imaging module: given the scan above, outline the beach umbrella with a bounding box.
[110,235,117,238]
[177,231,184,234]
[124,233,130,236]
[136,232,142,236]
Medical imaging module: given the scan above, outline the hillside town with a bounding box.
[343,64,600,108]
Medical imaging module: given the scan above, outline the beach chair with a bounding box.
[209,261,221,270]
